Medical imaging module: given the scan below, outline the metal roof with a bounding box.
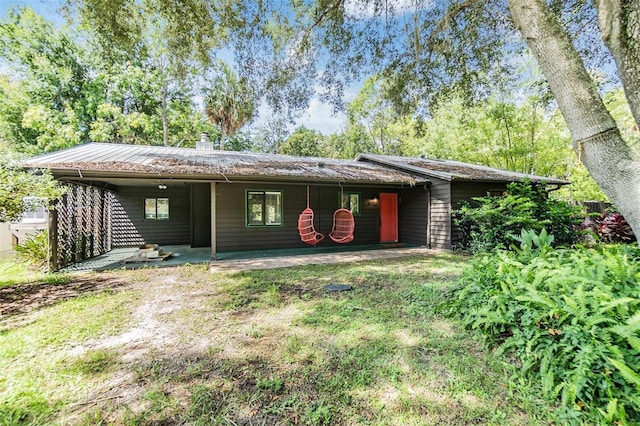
[357,154,568,185]
[23,143,425,186]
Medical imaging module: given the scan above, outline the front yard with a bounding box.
[0,254,556,425]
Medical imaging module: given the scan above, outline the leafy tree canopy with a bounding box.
[279,126,324,157]
[62,1,626,124]
[0,149,66,222]
[70,0,221,70]
[0,6,219,153]
[4,0,640,235]
[0,8,92,153]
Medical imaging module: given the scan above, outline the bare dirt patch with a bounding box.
[0,274,130,316]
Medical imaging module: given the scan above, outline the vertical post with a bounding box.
[105,191,113,251]
[426,187,431,249]
[48,208,58,272]
[98,188,105,255]
[210,182,217,261]
[80,187,87,260]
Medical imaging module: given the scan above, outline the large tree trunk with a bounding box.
[219,128,227,151]
[594,0,640,127]
[507,0,640,240]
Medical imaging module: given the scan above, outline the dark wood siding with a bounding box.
[399,187,429,246]
[111,181,426,252]
[112,186,190,247]
[215,183,383,251]
[319,186,380,246]
[429,178,452,250]
[191,184,211,247]
[450,181,509,248]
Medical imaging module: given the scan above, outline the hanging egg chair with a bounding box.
[329,183,354,243]
[329,208,355,243]
[298,186,324,246]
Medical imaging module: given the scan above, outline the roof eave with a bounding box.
[51,169,424,187]
[358,154,569,185]
[450,177,569,185]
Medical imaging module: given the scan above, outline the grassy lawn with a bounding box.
[0,257,70,288]
[0,254,556,425]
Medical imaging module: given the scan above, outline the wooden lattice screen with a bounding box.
[49,185,113,271]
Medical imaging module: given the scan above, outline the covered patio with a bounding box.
[58,245,213,272]
[26,143,429,272]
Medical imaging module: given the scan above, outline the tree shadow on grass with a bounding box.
[0,275,129,317]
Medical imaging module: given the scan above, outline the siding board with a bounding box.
[191,184,211,247]
[398,187,428,246]
[216,183,384,251]
[428,178,452,250]
[112,186,190,246]
[111,181,440,252]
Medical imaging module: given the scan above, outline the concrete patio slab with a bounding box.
[210,246,439,273]
[59,244,439,274]
[59,245,212,273]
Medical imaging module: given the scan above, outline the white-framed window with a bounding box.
[145,198,169,220]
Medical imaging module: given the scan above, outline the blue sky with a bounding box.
[1,0,63,22]
[0,0,350,134]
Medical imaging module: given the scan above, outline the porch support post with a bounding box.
[425,186,432,249]
[48,208,58,272]
[210,182,217,260]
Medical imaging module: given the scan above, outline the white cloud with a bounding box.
[250,83,361,136]
[292,97,346,134]
[293,83,361,134]
[249,96,346,135]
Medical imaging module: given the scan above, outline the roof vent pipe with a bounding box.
[196,132,213,150]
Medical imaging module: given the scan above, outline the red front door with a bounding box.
[379,193,398,243]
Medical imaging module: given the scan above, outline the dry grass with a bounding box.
[0,254,555,425]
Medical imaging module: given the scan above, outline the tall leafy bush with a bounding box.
[454,181,581,253]
[13,230,49,272]
[445,231,640,424]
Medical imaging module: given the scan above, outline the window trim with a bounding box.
[339,191,361,216]
[144,197,170,221]
[245,189,284,227]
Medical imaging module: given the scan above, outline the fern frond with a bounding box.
[607,357,640,388]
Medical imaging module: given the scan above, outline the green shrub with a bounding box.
[454,181,582,253]
[444,230,640,424]
[13,231,49,272]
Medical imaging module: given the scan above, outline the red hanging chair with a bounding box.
[298,186,324,246]
[329,208,354,243]
[329,184,355,244]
